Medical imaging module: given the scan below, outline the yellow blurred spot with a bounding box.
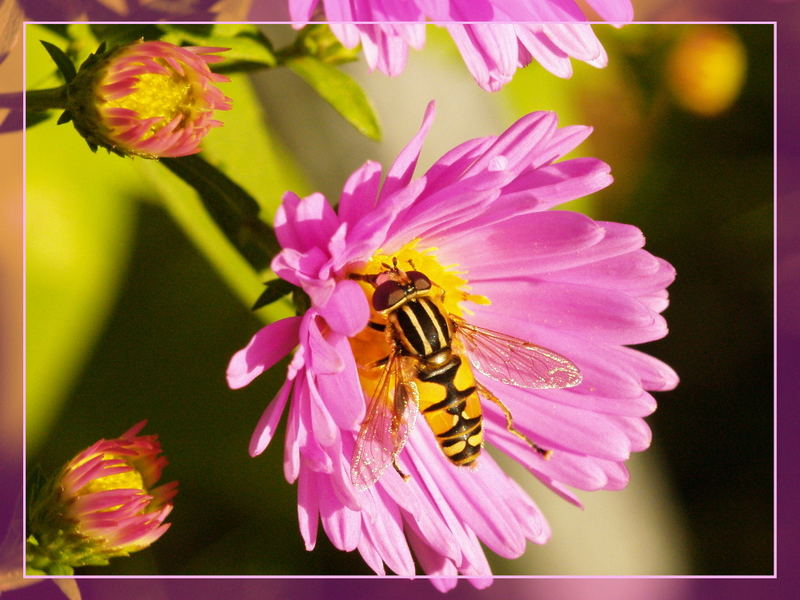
[666,26,747,117]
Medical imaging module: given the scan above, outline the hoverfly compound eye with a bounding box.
[373,281,406,311]
[407,271,432,291]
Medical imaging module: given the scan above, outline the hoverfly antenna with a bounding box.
[348,272,379,287]
[392,257,399,270]
[408,258,416,269]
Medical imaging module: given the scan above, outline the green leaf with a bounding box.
[160,154,278,270]
[39,40,76,82]
[285,55,382,140]
[89,23,164,46]
[159,23,276,68]
[251,279,296,311]
[46,564,75,576]
[27,111,54,128]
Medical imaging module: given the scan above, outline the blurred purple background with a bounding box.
[2,0,797,598]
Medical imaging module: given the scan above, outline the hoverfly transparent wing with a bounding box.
[452,317,582,389]
[351,352,419,490]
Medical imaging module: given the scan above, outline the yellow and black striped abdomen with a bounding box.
[387,296,483,467]
[416,355,484,467]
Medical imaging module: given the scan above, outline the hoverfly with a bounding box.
[349,260,582,490]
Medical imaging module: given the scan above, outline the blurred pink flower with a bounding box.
[288,0,633,90]
[58,421,177,553]
[228,101,677,587]
[66,40,231,158]
[27,422,177,573]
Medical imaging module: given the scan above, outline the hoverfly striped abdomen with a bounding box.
[368,266,486,468]
[417,355,483,467]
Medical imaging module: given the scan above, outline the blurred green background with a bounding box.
[25,23,772,576]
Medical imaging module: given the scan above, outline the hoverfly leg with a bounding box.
[392,456,411,482]
[363,355,390,369]
[476,381,553,460]
[367,321,386,332]
[429,279,448,303]
[348,271,380,287]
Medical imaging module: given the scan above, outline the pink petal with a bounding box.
[338,160,382,228]
[318,474,361,551]
[283,390,302,483]
[408,428,526,558]
[535,124,596,168]
[364,487,416,576]
[271,246,330,290]
[497,157,614,212]
[388,174,506,244]
[249,378,293,457]
[226,316,301,389]
[318,279,369,337]
[485,416,609,490]
[490,0,585,20]
[469,278,667,346]
[435,210,605,278]
[461,111,557,180]
[305,370,340,449]
[275,192,340,253]
[289,0,319,21]
[359,24,410,77]
[542,23,605,63]
[315,333,366,433]
[612,346,679,391]
[515,25,574,79]
[405,526,459,590]
[379,100,436,202]
[357,528,387,575]
[481,381,633,461]
[446,23,518,92]
[423,136,494,193]
[305,315,344,374]
[297,464,319,550]
[586,0,634,21]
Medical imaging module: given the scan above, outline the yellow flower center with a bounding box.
[76,453,146,497]
[348,239,489,387]
[104,64,197,134]
[353,239,488,318]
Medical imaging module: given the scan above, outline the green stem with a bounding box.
[26,86,68,111]
[160,155,281,266]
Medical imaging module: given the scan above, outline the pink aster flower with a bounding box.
[228,102,677,588]
[65,39,231,158]
[26,421,177,574]
[288,1,633,90]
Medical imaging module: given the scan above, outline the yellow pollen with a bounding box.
[355,239,489,319]
[104,66,198,132]
[76,453,146,497]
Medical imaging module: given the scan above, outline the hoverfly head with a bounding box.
[405,270,432,292]
[372,279,408,311]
